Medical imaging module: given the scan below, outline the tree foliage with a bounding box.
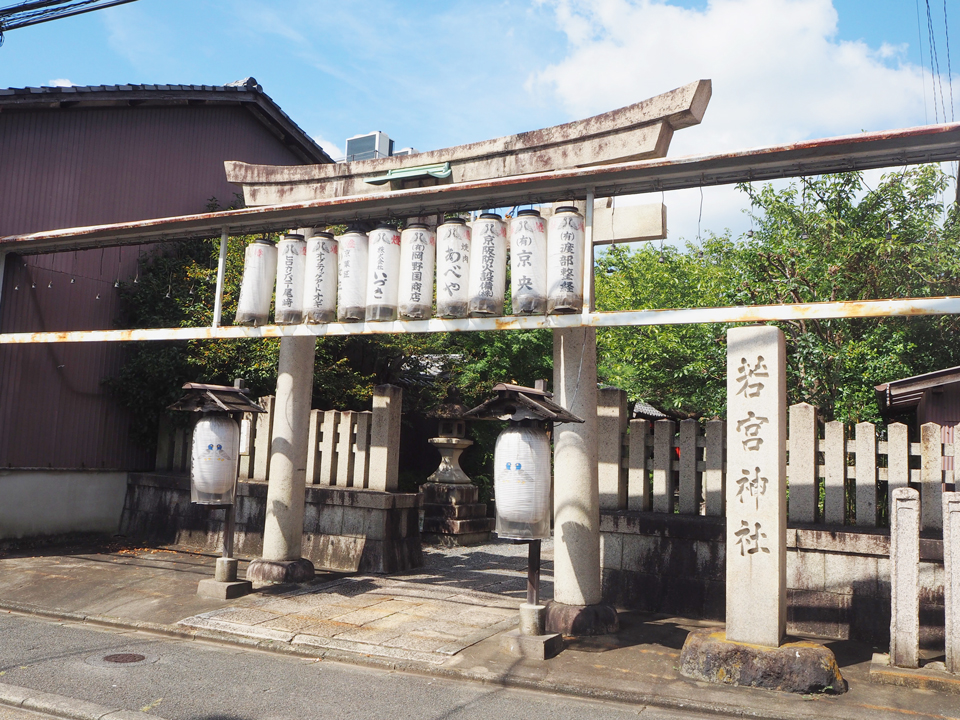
[596,165,960,424]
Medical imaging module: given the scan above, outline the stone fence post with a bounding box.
[890,487,920,669]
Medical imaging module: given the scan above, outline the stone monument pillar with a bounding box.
[546,326,618,635]
[890,486,920,668]
[725,325,787,647]
[679,325,845,694]
[248,335,317,583]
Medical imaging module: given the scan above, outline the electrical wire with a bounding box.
[944,0,955,121]
[917,0,930,124]
[0,0,138,33]
[925,0,948,123]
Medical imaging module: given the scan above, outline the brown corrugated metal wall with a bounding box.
[0,105,310,468]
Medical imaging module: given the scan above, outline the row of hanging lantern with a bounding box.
[234,206,586,326]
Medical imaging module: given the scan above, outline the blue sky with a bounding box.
[1,0,956,242]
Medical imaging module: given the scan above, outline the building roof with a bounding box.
[875,365,960,416]
[0,77,332,165]
[633,401,669,421]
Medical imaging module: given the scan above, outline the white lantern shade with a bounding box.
[365,225,402,321]
[494,424,552,539]
[547,207,585,314]
[398,224,436,319]
[274,234,307,324]
[337,230,368,322]
[302,231,338,323]
[435,218,471,318]
[509,210,547,315]
[468,213,507,316]
[235,239,278,326]
[191,414,240,504]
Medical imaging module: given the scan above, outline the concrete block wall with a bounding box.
[120,473,422,574]
[601,510,945,646]
[0,470,128,540]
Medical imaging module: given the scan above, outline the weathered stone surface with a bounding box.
[725,326,787,648]
[869,652,960,694]
[419,482,478,505]
[197,578,252,600]
[519,603,547,636]
[369,384,402,492]
[890,487,920,669]
[214,557,238,582]
[246,558,315,584]
[553,327,602,609]
[545,600,619,636]
[500,629,564,660]
[679,628,846,694]
[943,491,960,673]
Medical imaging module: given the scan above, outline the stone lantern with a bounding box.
[418,390,495,546]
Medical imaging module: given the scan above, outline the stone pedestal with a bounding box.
[427,436,473,484]
[679,629,846,694]
[247,558,315,584]
[419,483,494,546]
[197,557,252,599]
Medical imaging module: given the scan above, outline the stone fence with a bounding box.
[124,384,419,574]
[599,388,955,530]
[598,386,951,645]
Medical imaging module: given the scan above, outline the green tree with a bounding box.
[595,165,960,424]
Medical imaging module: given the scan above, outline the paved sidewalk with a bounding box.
[0,538,958,720]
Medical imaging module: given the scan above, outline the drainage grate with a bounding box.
[103,653,146,664]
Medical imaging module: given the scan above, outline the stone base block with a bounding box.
[419,482,494,547]
[869,653,960,695]
[246,558,315,584]
[500,629,563,660]
[679,629,846,694]
[419,482,479,505]
[519,603,546,636]
[545,600,619,636]
[214,557,238,582]
[421,531,493,547]
[197,578,253,600]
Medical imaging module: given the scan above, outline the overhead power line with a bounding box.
[0,0,140,46]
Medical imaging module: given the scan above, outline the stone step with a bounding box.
[421,516,496,535]
[421,502,490,520]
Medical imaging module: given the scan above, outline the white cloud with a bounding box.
[313,134,345,161]
[48,79,74,87]
[529,0,941,244]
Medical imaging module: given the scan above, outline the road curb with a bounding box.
[0,600,874,720]
[0,681,169,720]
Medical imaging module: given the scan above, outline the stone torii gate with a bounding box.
[4,84,960,662]
[234,80,710,633]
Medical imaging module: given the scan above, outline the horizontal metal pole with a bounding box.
[3,296,958,344]
[3,123,960,255]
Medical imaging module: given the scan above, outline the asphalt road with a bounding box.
[0,613,710,720]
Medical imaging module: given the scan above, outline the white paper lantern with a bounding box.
[302,231,338,323]
[547,206,585,314]
[509,210,547,315]
[235,239,278,326]
[494,424,552,539]
[398,224,436,320]
[468,213,507,316]
[436,218,471,318]
[191,414,240,504]
[274,233,307,324]
[365,225,402,321]
[337,230,368,322]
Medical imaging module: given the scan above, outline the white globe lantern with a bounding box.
[365,224,402,321]
[398,223,436,320]
[546,206,585,314]
[494,423,552,540]
[436,218,471,318]
[191,414,241,504]
[337,229,368,322]
[303,231,338,323]
[509,210,547,315]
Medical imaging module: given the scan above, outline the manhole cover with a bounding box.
[103,653,146,664]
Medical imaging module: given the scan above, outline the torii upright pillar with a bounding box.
[546,194,619,635]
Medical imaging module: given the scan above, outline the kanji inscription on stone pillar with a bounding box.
[725,326,786,648]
